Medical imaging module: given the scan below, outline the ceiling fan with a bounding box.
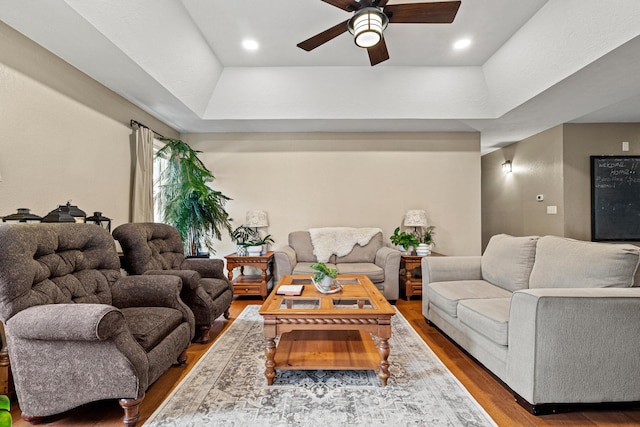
[297,0,462,66]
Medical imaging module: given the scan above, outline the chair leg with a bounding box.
[21,414,44,424]
[195,324,211,344]
[223,309,230,319]
[177,349,188,365]
[119,396,144,427]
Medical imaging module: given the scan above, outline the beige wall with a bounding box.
[0,21,483,258]
[481,126,565,248]
[185,132,483,257]
[482,123,640,249]
[0,21,177,227]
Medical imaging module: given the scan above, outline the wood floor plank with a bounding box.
[9,297,640,426]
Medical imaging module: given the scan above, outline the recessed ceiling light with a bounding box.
[453,38,471,50]
[242,39,259,51]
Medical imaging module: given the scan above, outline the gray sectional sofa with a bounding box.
[274,229,401,301]
[422,234,640,414]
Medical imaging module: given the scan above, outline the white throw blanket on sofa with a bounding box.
[309,227,382,263]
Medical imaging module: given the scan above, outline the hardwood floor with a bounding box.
[9,297,640,426]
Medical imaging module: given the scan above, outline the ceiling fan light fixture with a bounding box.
[348,7,388,48]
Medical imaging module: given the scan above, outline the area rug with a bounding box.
[144,305,496,427]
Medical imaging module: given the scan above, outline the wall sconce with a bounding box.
[85,212,111,231]
[502,160,512,173]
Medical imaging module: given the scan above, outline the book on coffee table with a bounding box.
[276,284,304,296]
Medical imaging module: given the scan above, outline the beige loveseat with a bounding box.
[274,228,401,301]
[422,234,640,414]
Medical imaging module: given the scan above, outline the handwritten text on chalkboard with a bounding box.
[591,156,640,241]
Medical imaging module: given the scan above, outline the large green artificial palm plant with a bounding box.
[155,138,232,256]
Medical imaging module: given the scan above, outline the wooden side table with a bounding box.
[225,251,274,300]
[400,253,442,300]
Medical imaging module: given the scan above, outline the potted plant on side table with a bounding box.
[417,226,436,256]
[231,225,258,256]
[244,234,275,256]
[390,227,419,255]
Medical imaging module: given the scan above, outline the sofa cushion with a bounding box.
[121,306,184,352]
[529,236,640,289]
[427,280,512,318]
[289,231,316,263]
[335,232,383,264]
[482,234,539,292]
[336,263,385,283]
[458,298,511,346]
[200,277,230,300]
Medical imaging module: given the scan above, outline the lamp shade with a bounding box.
[404,210,428,227]
[245,210,268,228]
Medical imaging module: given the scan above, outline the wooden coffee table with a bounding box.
[258,275,396,386]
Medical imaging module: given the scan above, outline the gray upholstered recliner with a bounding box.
[113,223,233,344]
[0,223,194,426]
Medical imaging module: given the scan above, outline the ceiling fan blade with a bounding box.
[321,0,362,12]
[385,1,461,24]
[368,37,389,66]
[297,20,350,51]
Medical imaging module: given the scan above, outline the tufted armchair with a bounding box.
[113,223,233,344]
[0,223,194,426]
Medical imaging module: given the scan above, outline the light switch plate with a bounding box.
[547,206,557,214]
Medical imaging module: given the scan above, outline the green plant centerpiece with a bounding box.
[310,262,339,291]
[156,137,232,256]
[390,227,419,255]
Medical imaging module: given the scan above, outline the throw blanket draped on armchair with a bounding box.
[309,227,382,262]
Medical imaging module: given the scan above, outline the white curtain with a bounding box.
[131,125,154,222]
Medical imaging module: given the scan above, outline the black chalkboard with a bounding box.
[591,156,640,241]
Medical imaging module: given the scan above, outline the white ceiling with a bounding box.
[1,0,640,153]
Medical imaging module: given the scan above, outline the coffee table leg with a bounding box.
[264,337,276,385]
[377,337,390,386]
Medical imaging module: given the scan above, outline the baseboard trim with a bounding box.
[514,393,640,415]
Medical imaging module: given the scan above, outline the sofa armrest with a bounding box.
[112,275,195,339]
[144,269,202,290]
[181,258,228,281]
[6,303,151,402]
[375,247,401,300]
[274,246,297,279]
[422,256,482,284]
[507,288,640,405]
[7,304,125,341]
